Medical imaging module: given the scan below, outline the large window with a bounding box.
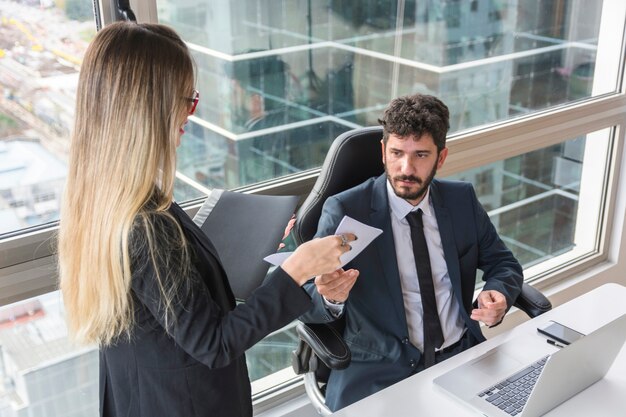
[0,292,98,417]
[157,0,614,190]
[0,2,95,416]
[0,0,625,415]
[449,128,613,282]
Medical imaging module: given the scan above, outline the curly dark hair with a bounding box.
[378,94,450,151]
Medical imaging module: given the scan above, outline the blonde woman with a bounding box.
[58,22,356,417]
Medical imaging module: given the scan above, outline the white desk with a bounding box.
[331,283,626,417]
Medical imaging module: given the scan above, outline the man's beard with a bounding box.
[386,162,438,202]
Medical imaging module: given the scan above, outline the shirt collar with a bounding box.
[386,178,433,222]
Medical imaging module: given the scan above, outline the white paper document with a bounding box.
[263,215,383,267]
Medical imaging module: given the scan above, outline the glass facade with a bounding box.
[450,134,589,268]
[246,323,299,382]
[158,0,608,190]
[0,291,299,416]
[0,0,93,236]
[0,293,98,417]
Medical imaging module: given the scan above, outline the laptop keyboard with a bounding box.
[477,355,549,416]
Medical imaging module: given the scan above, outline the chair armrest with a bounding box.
[514,283,552,318]
[293,322,351,372]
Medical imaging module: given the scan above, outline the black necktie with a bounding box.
[406,209,444,368]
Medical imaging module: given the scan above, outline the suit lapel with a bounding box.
[169,202,236,308]
[170,202,221,261]
[370,175,409,332]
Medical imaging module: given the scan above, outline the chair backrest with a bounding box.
[293,126,385,244]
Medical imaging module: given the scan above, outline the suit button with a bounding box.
[402,337,409,344]
[409,359,417,368]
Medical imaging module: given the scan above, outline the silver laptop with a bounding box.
[434,313,626,417]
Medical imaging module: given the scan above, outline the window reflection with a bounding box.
[0,1,93,236]
[160,0,607,190]
[0,292,98,417]
[449,135,588,269]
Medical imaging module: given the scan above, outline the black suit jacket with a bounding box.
[301,176,523,410]
[100,202,312,417]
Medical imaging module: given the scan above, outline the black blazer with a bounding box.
[100,202,312,417]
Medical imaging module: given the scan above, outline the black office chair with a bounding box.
[290,126,552,415]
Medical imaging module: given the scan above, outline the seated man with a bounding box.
[300,93,523,411]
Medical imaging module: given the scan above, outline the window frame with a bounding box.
[1,0,625,413]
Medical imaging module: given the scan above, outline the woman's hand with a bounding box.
[281,234,357,286]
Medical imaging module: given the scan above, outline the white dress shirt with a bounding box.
[386,180,465,351]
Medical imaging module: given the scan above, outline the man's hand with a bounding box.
[471,290,507,326]
[315,268,359,303]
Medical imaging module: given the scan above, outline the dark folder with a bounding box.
[193,189,299,301]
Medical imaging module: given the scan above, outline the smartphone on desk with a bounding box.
[537,320,585,345]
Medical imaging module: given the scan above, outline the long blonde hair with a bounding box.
[59,22,195,346]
